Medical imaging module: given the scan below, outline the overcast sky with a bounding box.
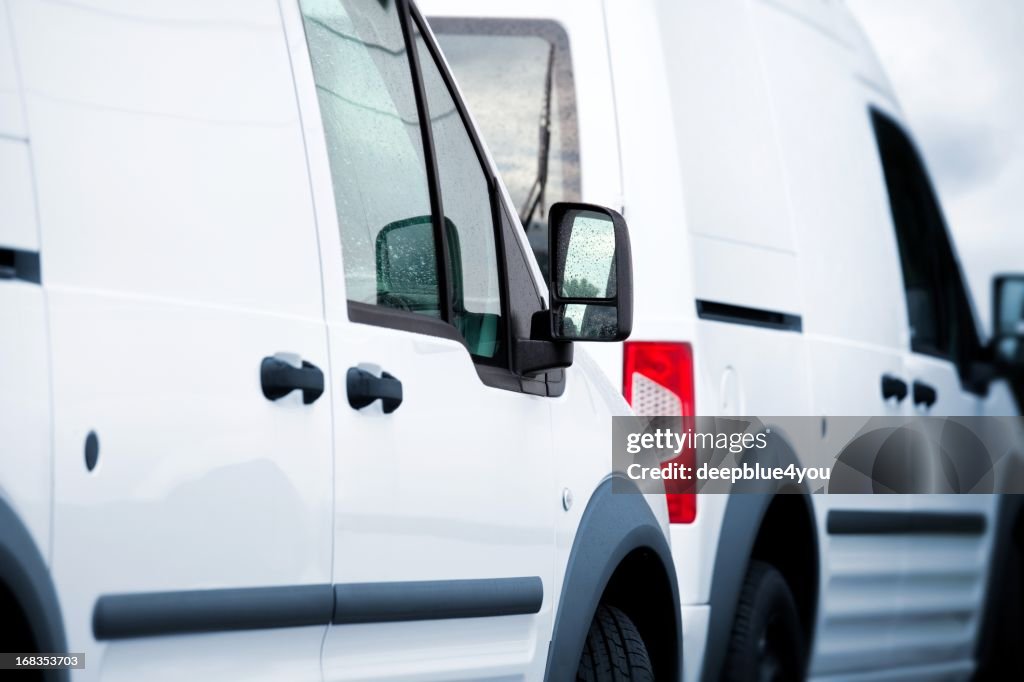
[847,0,1024,334]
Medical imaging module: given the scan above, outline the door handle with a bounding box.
[261,356,324,404]
[347,367,403,414]
[881,374,908,402]
[912,380,938,408]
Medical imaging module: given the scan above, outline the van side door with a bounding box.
[284,1,558,678]
[11,1,335,677]
[871,108,1000,668]
[0,6,53,617]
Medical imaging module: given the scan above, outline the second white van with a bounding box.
[423,0,1024,679]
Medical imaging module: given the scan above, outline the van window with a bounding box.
[300,0,440,317]
[431,18,580,278]
[299,1,510,362]
[413,21,503,359]
[871,110,981,377]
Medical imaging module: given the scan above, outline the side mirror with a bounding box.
[993,274,1024,373]
[515,202,633,376]
[546,202,633,341]
[375,216,462,316]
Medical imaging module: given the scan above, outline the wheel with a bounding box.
[724,560,805,682]
[576,604,655,682]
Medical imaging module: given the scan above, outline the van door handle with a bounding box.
[347,367,403,414]
[261,357,324,404]
[881,374,908,402]
[912,381,938,408]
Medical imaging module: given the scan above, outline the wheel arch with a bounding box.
[976,486,1024,678]
[700,432,820,682]
[544,476,681,682]
[0,499,68,682]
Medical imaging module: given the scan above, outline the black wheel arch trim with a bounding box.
[544,475,681,682]
[700,432,819,682]
[0,499,68,682]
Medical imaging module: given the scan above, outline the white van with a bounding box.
[0,0,683,680]
[422,0,1024,680]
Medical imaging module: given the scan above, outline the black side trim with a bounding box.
[92,584,333,640]
[333,577,542,624]
[0,247,41,284]
[696,299,802,332]
[92,577,544,640]
[827,510,987,536]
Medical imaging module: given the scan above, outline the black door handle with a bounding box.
[347,367,403,414]
[261,357,324,404]
[881,374,908,402]
[913,381,938,408]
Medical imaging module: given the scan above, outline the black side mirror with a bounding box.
[514,202,633,376]
[993,274,1024,373]
[546,202,633,341]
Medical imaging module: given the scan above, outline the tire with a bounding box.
[576,604,655,682]
[724,560,805,682]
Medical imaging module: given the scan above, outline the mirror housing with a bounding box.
[514,202,633,376]
[993,274,1024,374]
[544,202,633,341]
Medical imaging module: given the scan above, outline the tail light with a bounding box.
[623,342,697,523]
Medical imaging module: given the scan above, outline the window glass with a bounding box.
[872,111,980,368]
[413,22,503,359]
[433,20,580,278]
[300,0,441,317]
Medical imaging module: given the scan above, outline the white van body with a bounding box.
[422,0,1023,680]
[0,1,681,680]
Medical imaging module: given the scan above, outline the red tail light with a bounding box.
[623,342,697,523]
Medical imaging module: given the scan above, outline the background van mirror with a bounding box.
[994,274,1024,370]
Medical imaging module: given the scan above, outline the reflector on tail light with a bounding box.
[623,342,697,524]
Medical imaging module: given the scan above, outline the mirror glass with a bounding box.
[551,208,620,340]
[996,277,1024,367]
[558,210,616,299]
[375,216,441,316]
[554,303,620,340]
[996,277,1024,337]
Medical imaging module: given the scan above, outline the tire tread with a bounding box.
[577,604,654,681]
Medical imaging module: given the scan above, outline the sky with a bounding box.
[847,0,1024,334]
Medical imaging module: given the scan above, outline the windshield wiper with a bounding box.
[519,42,555,231]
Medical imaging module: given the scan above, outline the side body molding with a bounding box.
[544,476,681,681]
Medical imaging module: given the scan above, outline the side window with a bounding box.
[431,19,580,278]
[299,0,440,317]
[872,110,980,373]
[299,1,507,362]
[413,20,504,360]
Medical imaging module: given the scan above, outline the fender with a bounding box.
[545,476,681,681]
[700,432,818,682]
[0,499,68,682]
[976,484,1024,678]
